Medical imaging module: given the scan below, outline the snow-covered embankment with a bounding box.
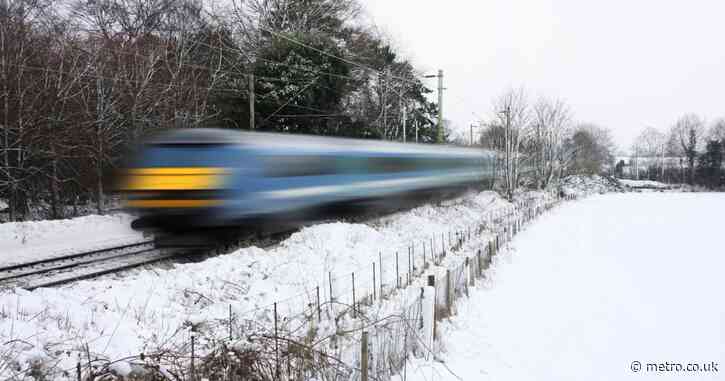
[0,189,519,378]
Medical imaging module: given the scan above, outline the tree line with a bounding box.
[475,88,616,199]
[623,115,724,188]
[0,0,440,220]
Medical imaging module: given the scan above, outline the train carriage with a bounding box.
[118,128,496,229]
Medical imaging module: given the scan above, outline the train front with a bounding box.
[116,129,247,231]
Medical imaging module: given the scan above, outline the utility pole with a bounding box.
[501,106,512,197]
[634,146,639,180]
[470,124,475,146]
[660,144,665,181]
[415,119,419,143]
[402,102,407,143]
[249,74,255,130]
[423,70,444,143]
[382,68,390,136]
[437,69,444,143]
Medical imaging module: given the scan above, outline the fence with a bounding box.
[60,192,577,381]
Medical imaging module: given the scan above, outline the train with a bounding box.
[117,128,497,231]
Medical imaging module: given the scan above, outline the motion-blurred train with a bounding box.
[117,128,497,231]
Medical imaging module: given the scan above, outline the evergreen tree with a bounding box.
[695,140,723,188]
[615,160,625,178]
[253,31,353,135]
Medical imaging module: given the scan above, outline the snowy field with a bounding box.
[0,214,145,267]
[406,193,725,381]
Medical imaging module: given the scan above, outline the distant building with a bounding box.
[614,156,685,179]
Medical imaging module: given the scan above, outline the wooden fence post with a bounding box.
[316,286,321,320]
[446,269,452,317]
[352,272,356,318]
[372,262,376,302]
[428,275,437,339]
[408,246,412,285]
[229,304,233,341]
[190,335,195,381]
[379,252,383,299]
[422,241,427,268]
[274,303,280,380]
[361,331,369,381]
[329,272,334,303]
[395,251,400,289]
[468,256,475,288]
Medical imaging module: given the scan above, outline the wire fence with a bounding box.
[7,192,577,381]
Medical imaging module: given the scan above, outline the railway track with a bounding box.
[0,188,482,291]
[0,241,201,290]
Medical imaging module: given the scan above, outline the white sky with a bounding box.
[362,0,725,151]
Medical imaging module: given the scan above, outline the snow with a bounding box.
[0,213,146,267]
[405,193,725,381]
[618,178,671,189]
[0,189,515,379]
[108,361,133,377]
[559,175,622,197]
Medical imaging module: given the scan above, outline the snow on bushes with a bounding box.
[559,175,623,197]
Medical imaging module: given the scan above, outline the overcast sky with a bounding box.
[362,0,725,151]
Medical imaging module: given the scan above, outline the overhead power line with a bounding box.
[80,31,369,86]
[258,26,421,86]
[275,113,347,118]
[9,62,349,122]
[6,63,248,94]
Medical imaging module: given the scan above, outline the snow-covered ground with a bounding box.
[0,190,515,378]
[618,178,672,189]
[559,175,622,197]
[0,214,145,267]
[405,193,725,381]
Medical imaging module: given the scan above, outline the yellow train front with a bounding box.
[118,128,496,231]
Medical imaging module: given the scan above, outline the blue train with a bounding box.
[118,128,497,230]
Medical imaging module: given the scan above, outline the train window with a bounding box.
[262,155,338,177]
[138,144,238,167]
[336,156,368,174]
[413,157,473,171]
[262,154,482,177]
[367,157,421,173]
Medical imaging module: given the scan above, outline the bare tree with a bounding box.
[529,97,572,189]
[490,88,530,200]
[631,127,666,180]
[566,123,615,175]
[670,113,705,184]
[239,0,359,35]
[709,118,725,142]
[1,0,63,220]
[229,0,359,60]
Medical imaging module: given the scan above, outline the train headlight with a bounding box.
[121,167,231,191]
